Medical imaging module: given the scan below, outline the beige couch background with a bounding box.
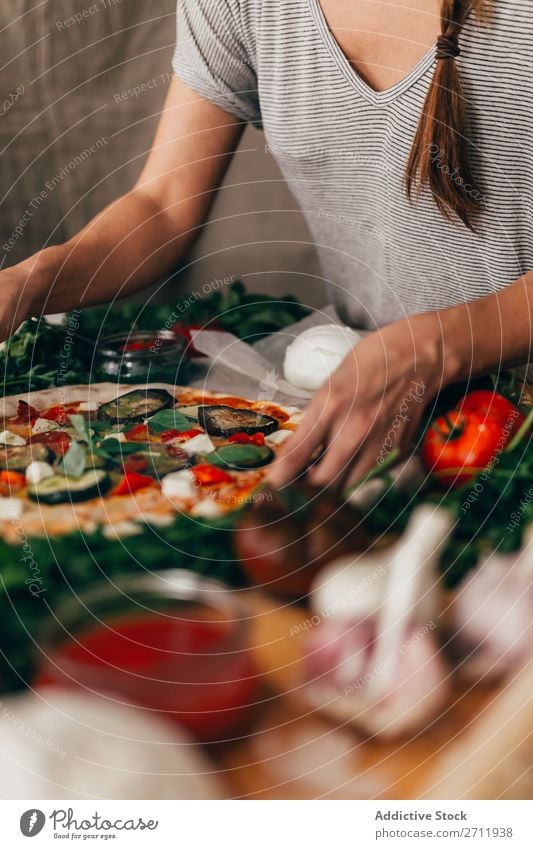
[0,0,324,310]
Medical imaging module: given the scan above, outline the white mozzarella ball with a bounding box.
[162,470,197,500]
[283,324,361,391]
[25,461,55,485]
[180,433,215,455]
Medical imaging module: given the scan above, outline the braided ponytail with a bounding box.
[405,0,488,230]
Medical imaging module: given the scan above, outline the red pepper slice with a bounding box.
[41,403,81,426]
[113,472,155,496]
[227,432,266,446]
[122,455,149,474]
[0,470,26,489]
[192,464,233,486]
[161,428,203,442]
[31,431,72,455]
[125,423,151,442]
[13,400,40,425]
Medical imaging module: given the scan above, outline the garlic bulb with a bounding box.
[305,506,454,738]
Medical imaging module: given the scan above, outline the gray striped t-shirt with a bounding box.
[173,1,533,329]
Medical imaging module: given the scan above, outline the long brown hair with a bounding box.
[405,0,488,230]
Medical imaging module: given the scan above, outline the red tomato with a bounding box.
[192,464,233,486]
[125,423,151,442]
[113,472,155,496]
[456,391,525,435]
[13,400,40,424]
[42,403,81,426]
[31,430,71,455]
[0,470,26,489]
[422,410,511,487]
[227,432,265,446]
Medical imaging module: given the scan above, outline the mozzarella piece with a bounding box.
[103,432,126,442]
[31,418,59,435]
[283,324,361,391]
[0,498,23,520]
[190,499,224,519]
[0,430,26,446]
[78,401,99,412]
[25,461,55,486]
[180,433,215,455]
[265,429,292,447]
[161,470,197,500]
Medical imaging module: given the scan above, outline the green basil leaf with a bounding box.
[147,410,194,433]
[208,444,274,470]
[97,439,150,456]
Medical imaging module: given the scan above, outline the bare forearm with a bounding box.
[17,188,196,317]
[6,78,243,325]
[410,271,533,385]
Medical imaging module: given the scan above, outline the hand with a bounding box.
[267,314,450,489]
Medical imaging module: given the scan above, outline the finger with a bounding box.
[307,415,370,489]
[345,430,408,489]
[266,396,332,487]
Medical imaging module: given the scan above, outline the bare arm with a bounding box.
[1,77,245,338]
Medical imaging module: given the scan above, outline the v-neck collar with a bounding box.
[308,0,440,106]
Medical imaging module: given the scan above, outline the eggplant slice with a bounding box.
[0,443,54,472]
[136,447,191,478]
[96,389,174,426]
[198,405,279,437]
[28,470,111,505]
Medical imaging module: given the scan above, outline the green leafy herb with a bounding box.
[146,410,193,434]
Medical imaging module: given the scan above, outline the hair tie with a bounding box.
[436,35,461,60]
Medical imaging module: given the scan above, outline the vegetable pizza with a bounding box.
[0,384,302,542]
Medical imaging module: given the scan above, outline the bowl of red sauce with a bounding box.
[35,571,258,741]
[96,329,187,383]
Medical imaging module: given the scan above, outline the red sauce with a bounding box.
[37,612,257,739]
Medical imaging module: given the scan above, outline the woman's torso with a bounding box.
[175,0,533,329]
